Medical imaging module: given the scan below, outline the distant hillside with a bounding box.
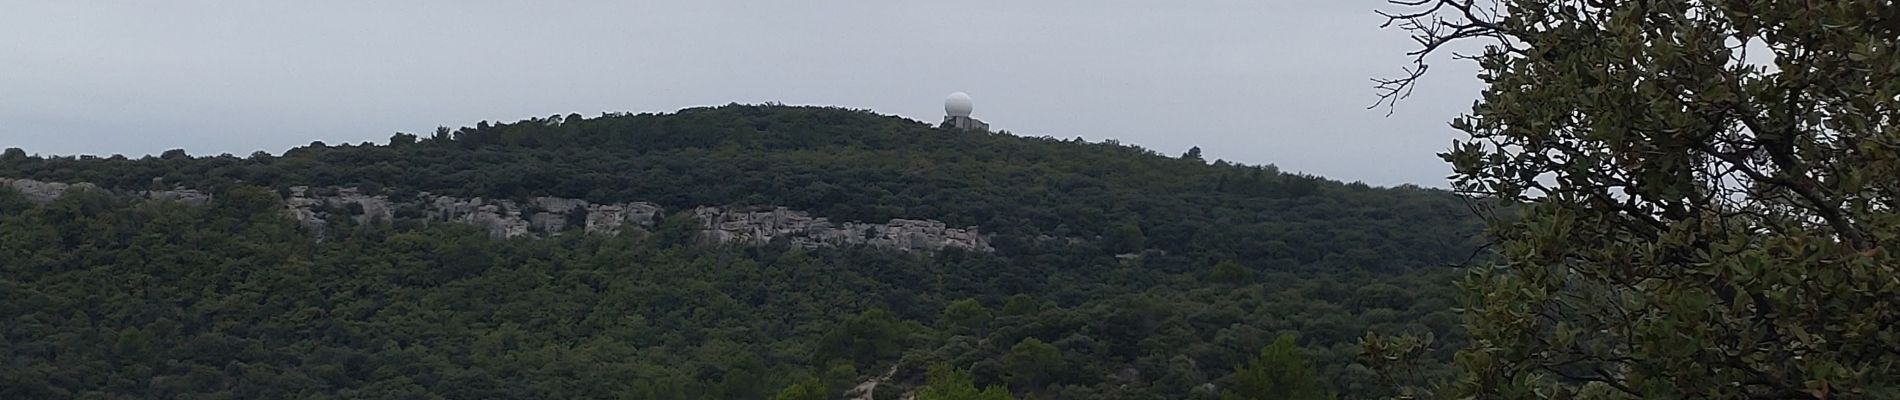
[0,104,1480,399]
[3,104,1477,270]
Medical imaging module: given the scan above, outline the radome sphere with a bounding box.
[945,92,973,117]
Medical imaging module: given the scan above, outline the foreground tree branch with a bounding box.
[1363,0,1900,398]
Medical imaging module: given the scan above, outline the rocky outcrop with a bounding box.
[285,186,390,231]
[2,177,992,253]
[140,188,211,206]
[3,178,100,204]
[3,177,207,206]
[285,186,662,239]
[694,207,992,253]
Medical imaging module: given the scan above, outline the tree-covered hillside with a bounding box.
[1,105,1481,399]
[3,105,1477,268]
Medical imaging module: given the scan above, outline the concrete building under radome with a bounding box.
[941,92,989,131]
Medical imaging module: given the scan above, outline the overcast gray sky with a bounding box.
[0,1,1481,187]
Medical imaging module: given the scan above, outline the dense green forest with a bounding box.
[1,105,1481,399]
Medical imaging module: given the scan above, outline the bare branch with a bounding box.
[1371,0,1512,113]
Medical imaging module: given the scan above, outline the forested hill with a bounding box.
[2,104,1475,269]
[0,104,1481,399]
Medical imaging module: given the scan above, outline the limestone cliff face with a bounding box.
[2,177,992,253]
[283,186,663,238]
[3,177,210,206]
[694,207,993,253]
[2,178,98,203]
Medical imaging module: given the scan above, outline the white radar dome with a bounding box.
[945,92,973,117]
